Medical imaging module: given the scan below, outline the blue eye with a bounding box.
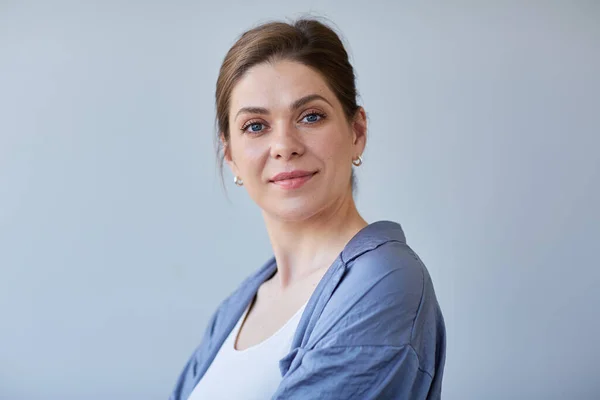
[242,121,265,134]
[249,123,263,132]
[301,112,325,124]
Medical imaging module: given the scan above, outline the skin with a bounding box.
[223,60,368,349]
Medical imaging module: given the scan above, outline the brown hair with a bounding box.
[215,18,360,185]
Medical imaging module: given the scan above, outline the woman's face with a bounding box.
[224,60,366,222]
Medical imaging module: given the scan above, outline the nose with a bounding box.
[269,123,305,160]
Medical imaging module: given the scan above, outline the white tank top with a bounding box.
[187,301,307,400]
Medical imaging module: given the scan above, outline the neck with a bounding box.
[262,193,367,289]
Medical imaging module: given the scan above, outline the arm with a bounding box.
[273,344,437,399]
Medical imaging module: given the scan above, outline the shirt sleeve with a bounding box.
[271,344,437,400]
[169,309,219,400]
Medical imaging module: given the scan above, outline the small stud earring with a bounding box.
[233,176,244,186]
[352,155,363,167]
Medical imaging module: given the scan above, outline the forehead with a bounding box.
[230,60,337,113]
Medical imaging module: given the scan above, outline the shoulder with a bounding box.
[314,221,444,351]
[338,221,432,319]
[345,236,428,297]
[338,220,428,300]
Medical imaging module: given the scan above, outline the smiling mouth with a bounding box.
[270,171,318,189]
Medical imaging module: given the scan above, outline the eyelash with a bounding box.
[240,110,327,135]
[299,110,327,124]
[240,119,266,134]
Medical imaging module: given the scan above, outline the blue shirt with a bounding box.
[170,221,446,399]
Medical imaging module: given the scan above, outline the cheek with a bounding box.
[313,128,352,163]
[231,138,267,174]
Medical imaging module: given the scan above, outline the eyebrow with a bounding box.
[234,94,333,120]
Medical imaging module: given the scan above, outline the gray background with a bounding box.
[1,1,598,399]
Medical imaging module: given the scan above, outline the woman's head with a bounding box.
[216,19,367,221]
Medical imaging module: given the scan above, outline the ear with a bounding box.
[221,133,240,177]
[351,107,367,156]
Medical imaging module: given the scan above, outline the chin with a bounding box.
[262,197,327,222]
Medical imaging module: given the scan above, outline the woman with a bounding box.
[170,18,446,400]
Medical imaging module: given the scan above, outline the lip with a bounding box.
[269,170,317,189]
